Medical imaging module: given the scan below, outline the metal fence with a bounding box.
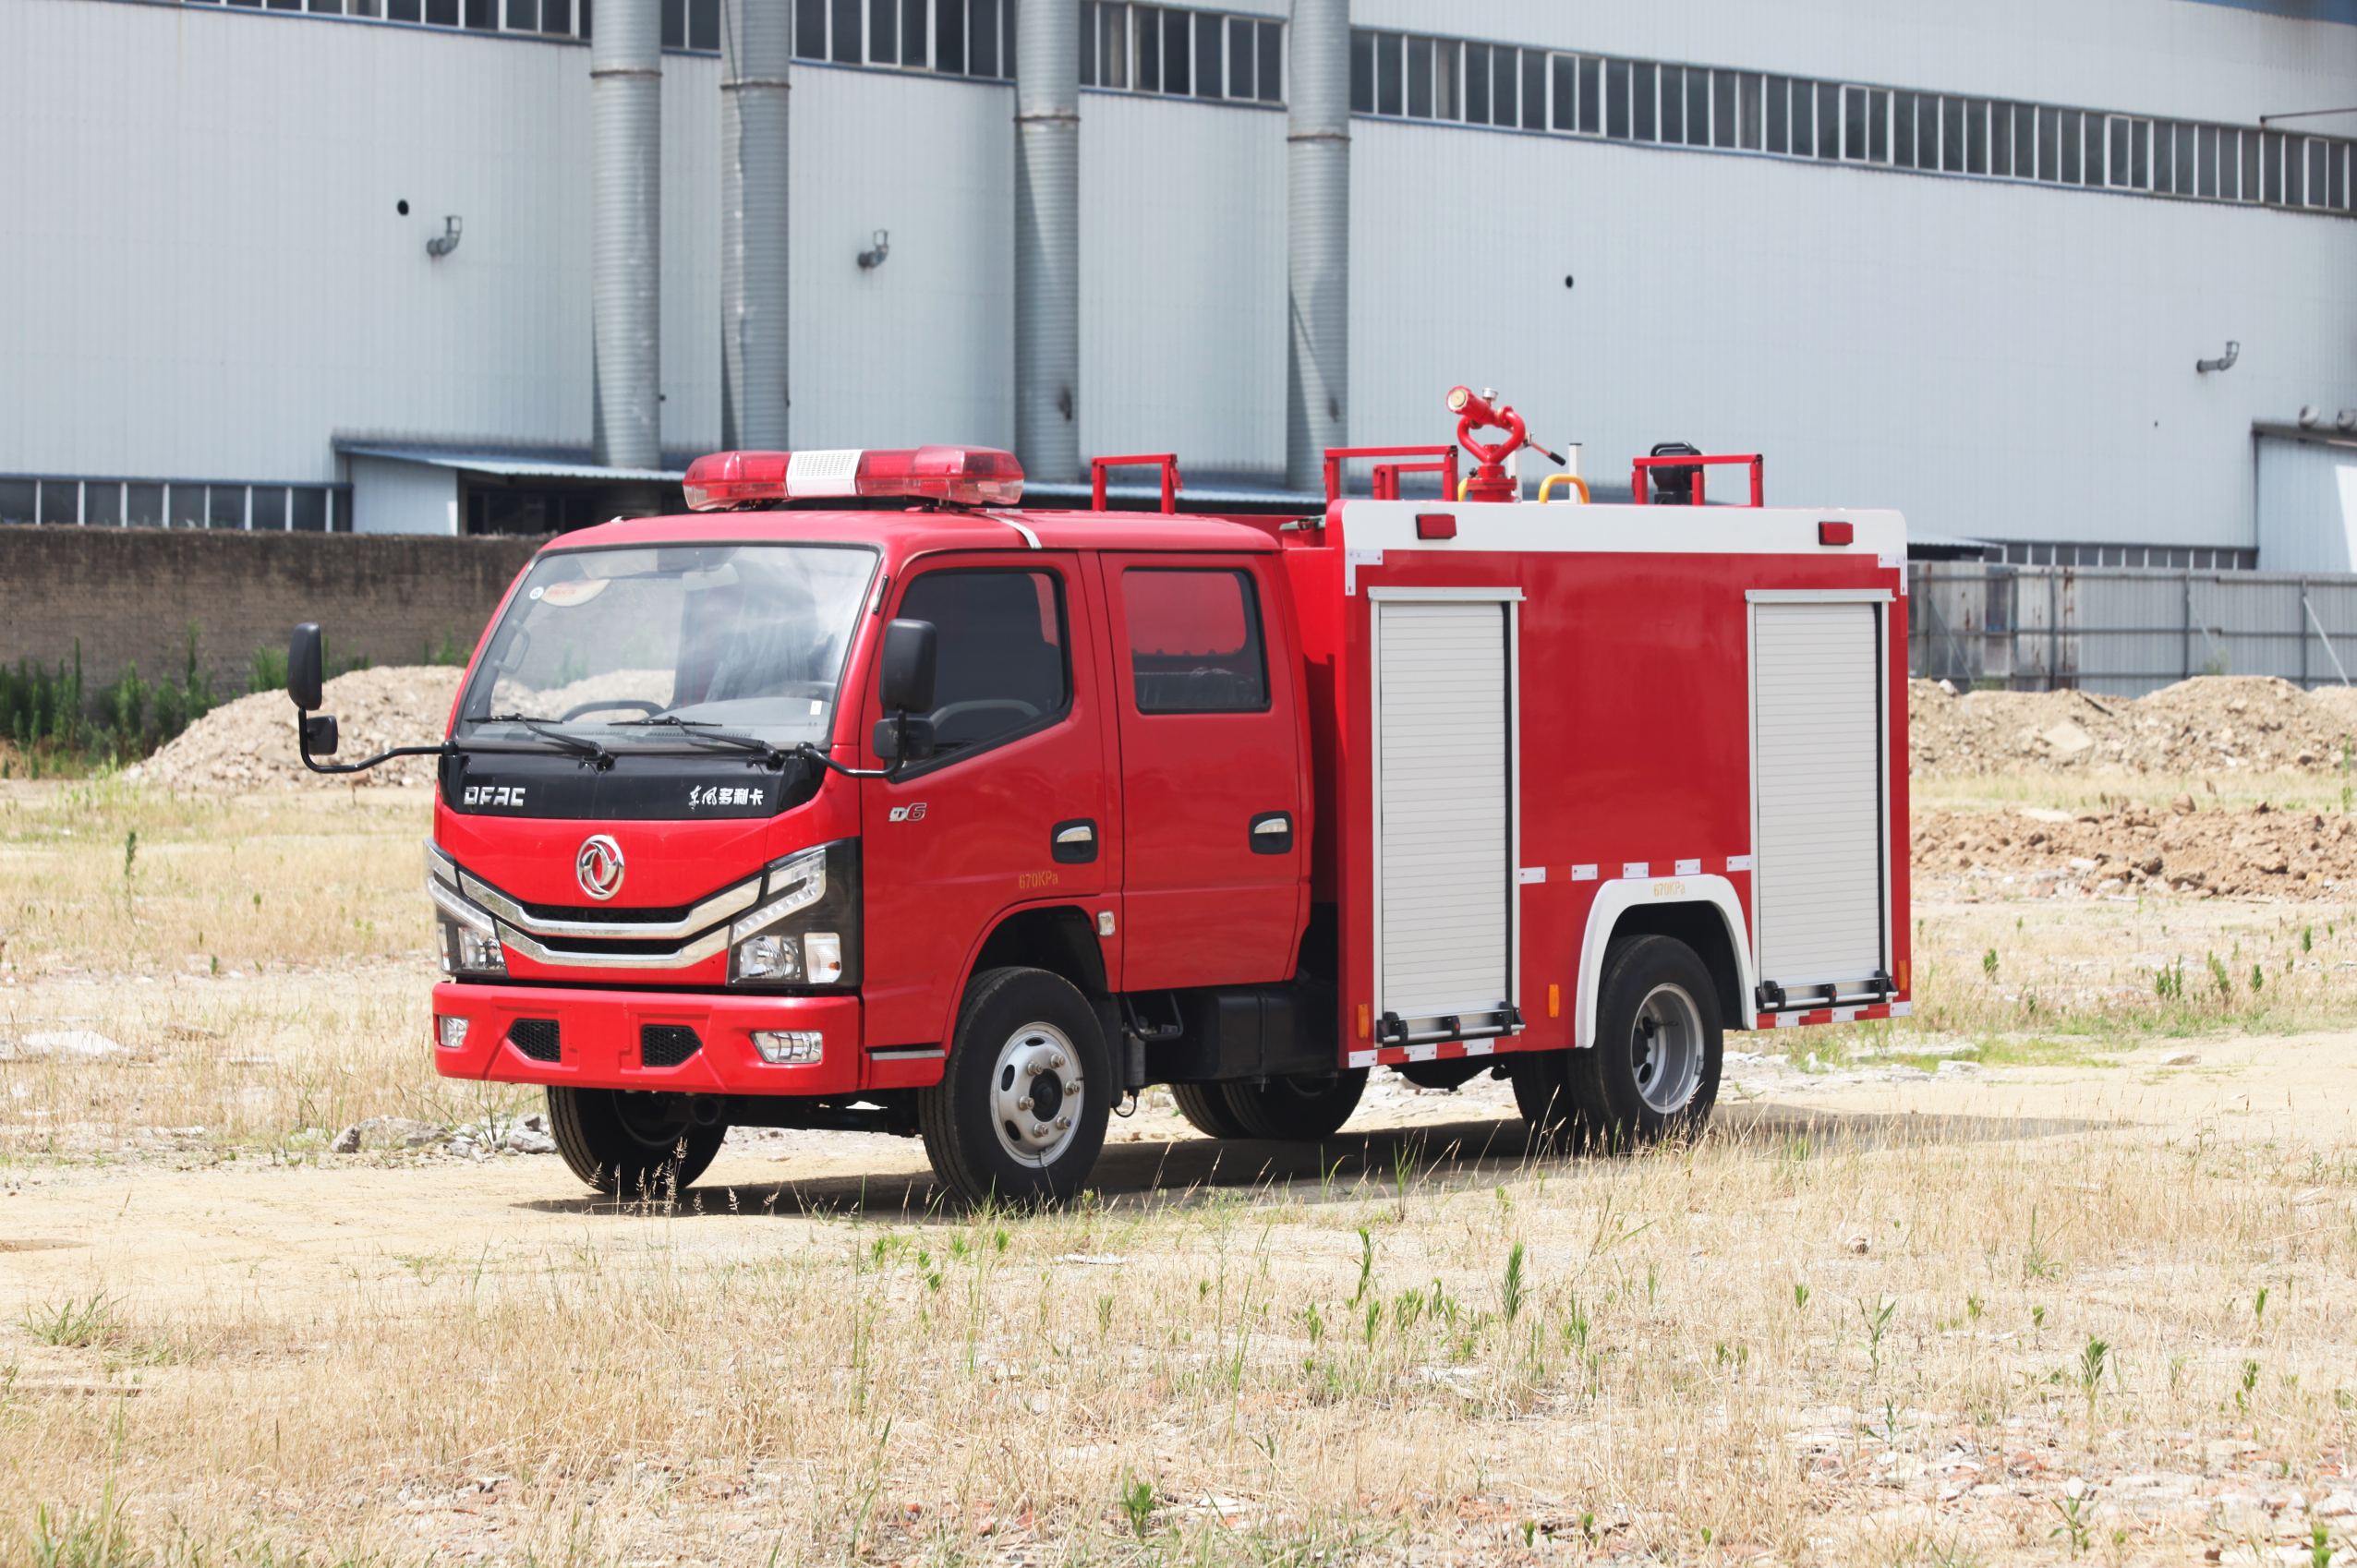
[1908,563,2357,697]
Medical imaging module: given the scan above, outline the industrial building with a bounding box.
[3,0,2354,566]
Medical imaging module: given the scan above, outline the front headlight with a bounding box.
[427,843,507,976]
[728,839,860,988]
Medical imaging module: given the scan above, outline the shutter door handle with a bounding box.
[1249,811,1294,854]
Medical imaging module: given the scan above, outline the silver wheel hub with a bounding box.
[1628,983,1703,1115]
[991,1022,1083,1166]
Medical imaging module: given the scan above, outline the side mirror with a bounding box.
[302,714,341,757]
[877,619,938,715]
[288,622,325,712]
[871,716,937,763]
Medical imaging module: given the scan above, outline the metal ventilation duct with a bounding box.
[721,0,792,451]
[1285,0,1348,493]
[1013,0,1081,485]
[592,0,663,475]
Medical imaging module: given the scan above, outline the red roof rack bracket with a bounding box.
[1088,453,1182,513]
[1630,452,1765,507]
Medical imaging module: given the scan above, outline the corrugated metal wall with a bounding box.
[1912,563,2357,696]
[4,0,2356,538]
[1081,90,1286,476]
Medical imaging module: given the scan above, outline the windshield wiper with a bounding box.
[478,713,612,766]
[622,717,900,782]
[619,715,796,766]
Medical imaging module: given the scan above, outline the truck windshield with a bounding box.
[455,544,877,749]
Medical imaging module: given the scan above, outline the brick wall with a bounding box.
[0,525,542,697]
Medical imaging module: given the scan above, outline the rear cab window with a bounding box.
[1120,568,1269,714]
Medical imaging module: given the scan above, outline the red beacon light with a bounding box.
[683,445,1025,511]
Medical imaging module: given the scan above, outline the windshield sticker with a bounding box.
[688,785,765,810]
[535,580,608,608]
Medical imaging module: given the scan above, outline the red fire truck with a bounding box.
[286,392,1912,1203]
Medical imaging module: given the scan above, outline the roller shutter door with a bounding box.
[1752,600,1887,994]
[1373,597,1516,1031]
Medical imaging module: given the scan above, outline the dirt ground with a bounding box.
[4,775,2357,1567]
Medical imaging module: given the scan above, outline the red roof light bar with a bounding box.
[683,446,1025,511]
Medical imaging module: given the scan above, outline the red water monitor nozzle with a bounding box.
[1446,385,1528,502]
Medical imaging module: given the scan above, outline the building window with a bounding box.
[791,0,1026,77]
[1,477,348,532]
[1092,5,1272,100]
[1330,26,2353,221]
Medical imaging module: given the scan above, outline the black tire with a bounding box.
[1507,1051,1585,1141]
[918,967,1111,1206]
[1169,1081,1254,1140]
[1169,1069,1369,1141]
[546,1086,725,1197]
[1564,935,1723,1147]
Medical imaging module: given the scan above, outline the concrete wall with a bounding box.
[0,525,538,696]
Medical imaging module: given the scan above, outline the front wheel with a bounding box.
[546,1086,725,1197]
[918,967,1111,1206]
[1565,935,1723,1147]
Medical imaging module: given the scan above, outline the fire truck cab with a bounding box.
[288,401,1911,1203]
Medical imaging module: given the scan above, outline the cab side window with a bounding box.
[896,569,1071,754]
[1122,568,1269,713]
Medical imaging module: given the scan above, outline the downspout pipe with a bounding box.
[1284,0,1348,493]
[721,0,792,451]
[592,0,663,477]
[1014,0,1081,484]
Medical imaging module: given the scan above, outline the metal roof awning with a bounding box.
[2254,419,2357,452]
[1907,531,1995,561]
[335,440,686,484]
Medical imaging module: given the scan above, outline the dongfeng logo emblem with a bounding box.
[575,835,626,901]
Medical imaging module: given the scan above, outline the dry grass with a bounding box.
[0,778,2353,1567]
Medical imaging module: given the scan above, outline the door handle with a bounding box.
[1051,818,1099,864]
[1248,811,1294,854]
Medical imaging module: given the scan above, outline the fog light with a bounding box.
[752,1030,823,1065]
[734,933,802,983]
[803,932,843,984]
[436,1016,470,1051]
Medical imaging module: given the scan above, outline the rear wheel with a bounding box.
[918,967,1111,1206]
[546,1087,725,1197]
[1507,1052,1584,1141]
[1168,1082,1253,1140]
[1170,1069,1368,1141]
[1565,935,1722,1147]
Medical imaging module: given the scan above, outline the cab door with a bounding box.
[861,556,1112,1045]
[1102,553,1304,990]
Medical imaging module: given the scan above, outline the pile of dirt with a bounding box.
[134,667,462,791]
[1912,796,2357,899]
[1909,675,2357,776]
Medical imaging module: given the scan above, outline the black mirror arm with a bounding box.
[294,719,453,777]
[792,742,896,782]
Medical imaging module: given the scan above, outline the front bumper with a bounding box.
[429,983,888,1095]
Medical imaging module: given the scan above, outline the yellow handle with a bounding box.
[1539,474,1590,504]
[1457,476,1469,501]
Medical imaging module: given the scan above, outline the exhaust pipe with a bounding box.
[1013,0,1081,484]
[720,0,792,450]
[1284,0,1349,493]
[592,0,663,477]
